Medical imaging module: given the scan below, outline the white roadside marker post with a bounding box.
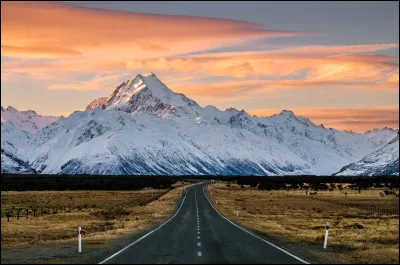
[323,222,330,249]
[236,210,239,217]
[78,226,82,253]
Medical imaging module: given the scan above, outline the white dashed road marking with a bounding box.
[195,190,203,258]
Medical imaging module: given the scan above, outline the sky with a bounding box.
[1,1,399,133]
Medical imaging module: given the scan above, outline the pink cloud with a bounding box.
[1,1,307,60]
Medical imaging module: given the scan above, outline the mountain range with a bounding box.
[2,72,399,176]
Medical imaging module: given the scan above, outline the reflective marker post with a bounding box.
[78,227,82,253]
[323,222,330,249]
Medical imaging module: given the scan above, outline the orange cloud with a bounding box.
[1,58,128,83]
[48,74,129,91]
[1,45,82,58]
[170,80,267,98]
[1,1,307,60]
[137,42,169,52]
[247,107,399,133]
[167,78,398,104]
[255,79,398,90]
[123,47,398,87]
[273,43,398,55]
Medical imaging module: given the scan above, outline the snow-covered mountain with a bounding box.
[19,110,310,175]
[1,121,36,173]
[1,149,36,174]
[1,106,60,134]
[86,72,202,119]
[335,134,399,176]
[2,72,398,176]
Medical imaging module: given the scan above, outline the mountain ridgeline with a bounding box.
[1,73,399,176]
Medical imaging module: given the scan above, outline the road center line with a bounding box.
[195,190,198,213]
[197,251,202,257]
[197,242,201,247]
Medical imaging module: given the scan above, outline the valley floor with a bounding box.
[0,182,193,264]
[1,181,398,264]
[207,183,399,264]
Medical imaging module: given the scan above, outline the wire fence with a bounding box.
[1,205,77,222]
[288,193,400,215]
[1,188,176,223]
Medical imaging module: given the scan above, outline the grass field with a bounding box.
[1,181,192,250]
[206,183,399,264]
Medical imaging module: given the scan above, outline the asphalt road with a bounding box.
[99,183,309,264]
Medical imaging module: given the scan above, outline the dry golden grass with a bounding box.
[207,183,399,264]
[1,183,194,249]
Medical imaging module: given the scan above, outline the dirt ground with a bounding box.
[206,183,399,264]
[1,182,194,264]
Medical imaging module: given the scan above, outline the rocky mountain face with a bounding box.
[335,134,399,176]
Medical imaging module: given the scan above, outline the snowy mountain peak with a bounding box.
[85,72,202,118]
[226,107,240,113]
[144,72,155,77]
[5,106,18,112]
[365,127,398,134]
[1,106,60,134]
[237,109,251,117]
[280,109,296,118]
[21,110,38,115]
[111,72,174,104]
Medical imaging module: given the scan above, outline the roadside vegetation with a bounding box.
[1,181,193,264]
[207,182,399,264]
